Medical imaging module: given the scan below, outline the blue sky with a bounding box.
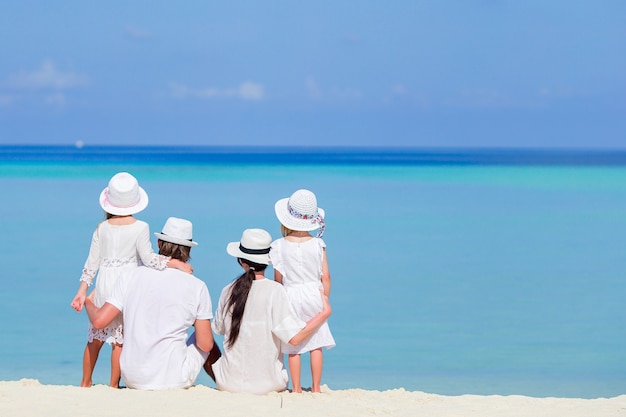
[0,1,624,148]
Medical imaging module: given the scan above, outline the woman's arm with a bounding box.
[320,248,330,297]
[212,287,229,336]
[288,293,331,346]
[274,269,283,285]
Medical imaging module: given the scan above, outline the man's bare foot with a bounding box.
[80,380,92,387]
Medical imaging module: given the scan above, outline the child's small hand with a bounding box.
[169,258,193,274]
[181,263,194,274]
[71,293,86,312]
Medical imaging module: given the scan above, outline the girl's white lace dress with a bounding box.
[79,220,169,344]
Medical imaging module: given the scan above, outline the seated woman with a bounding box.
[209,228,331,394]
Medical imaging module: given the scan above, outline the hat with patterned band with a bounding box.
[274,189,325,237]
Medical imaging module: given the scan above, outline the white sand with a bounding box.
[0,379,624,417]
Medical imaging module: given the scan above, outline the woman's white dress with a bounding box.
[212,279,306,394]
[269,237,336,354]
[79,220,169,344]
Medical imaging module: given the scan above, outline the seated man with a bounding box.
[85,217,220,390]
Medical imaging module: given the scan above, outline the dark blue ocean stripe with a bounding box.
[2,145,626,166]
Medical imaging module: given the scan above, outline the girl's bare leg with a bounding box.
[110,343,122,388]
[310,348,323,393]
[81,340,104,387]
[288,353,302,393]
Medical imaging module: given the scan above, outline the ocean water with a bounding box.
[0,146,625,398]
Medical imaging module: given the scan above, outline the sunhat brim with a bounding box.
[154,232,198,247]
[99,186,149,216]
[226,241,270,265]
[274,197,325,232]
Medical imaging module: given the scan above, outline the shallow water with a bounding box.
[1,153,625,398]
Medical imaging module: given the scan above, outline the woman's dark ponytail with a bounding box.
[223,258,267,349]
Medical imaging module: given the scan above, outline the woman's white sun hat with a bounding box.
[154,217,199,247]
[99,172,149,216]
[274,189,325,237]
[227,228,272,265]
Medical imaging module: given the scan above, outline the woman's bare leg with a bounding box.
[81,340,104,387]
[310,348,323,393]
[288,353,302,393]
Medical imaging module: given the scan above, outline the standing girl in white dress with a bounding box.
[270,189,335,393]
[70,172,191,388]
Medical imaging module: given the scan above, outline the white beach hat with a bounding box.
[99,172,149,216]
[154,217,198,247]
[274,189,325,237]
[227,228,272,265]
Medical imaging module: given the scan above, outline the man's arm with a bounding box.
[193,319,214,352]
[84,298,121,330]
[288,294,331,346]
[191,320,220,382]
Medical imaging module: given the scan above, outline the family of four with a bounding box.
[70,172,335,393]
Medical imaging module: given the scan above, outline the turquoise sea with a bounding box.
[0,146,625,398]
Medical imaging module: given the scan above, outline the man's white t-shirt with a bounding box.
[107,266,213,390]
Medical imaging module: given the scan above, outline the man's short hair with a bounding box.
[158,240,191,263]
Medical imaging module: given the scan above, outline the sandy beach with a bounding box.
[1,379,624,417]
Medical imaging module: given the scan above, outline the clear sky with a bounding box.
[0,1,624,148]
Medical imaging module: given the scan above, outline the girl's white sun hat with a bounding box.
[227,228,272,265]
[99,172,149,216]
[274,189,325,237]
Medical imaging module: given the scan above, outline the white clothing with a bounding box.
[212,279,306,394]
[270,237,336,354]
[107,266,213,390]
[80,220,169,344]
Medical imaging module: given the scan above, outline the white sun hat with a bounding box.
[227,228,272,265]
[274,189,325,237]
[154,217,198,247]
[99,172,149,216]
